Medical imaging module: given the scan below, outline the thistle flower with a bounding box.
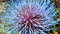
[3,0,60,34]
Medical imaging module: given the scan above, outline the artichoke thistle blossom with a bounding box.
[2,0,60,34]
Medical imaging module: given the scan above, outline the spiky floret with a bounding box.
[0,24,18,34]
[4,0,60,34]
[0,1,18,34]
